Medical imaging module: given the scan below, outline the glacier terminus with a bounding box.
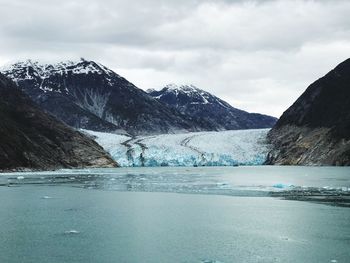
[85,129,270,167]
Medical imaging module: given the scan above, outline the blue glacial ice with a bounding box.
[84,129,270,167]
[272,183,294,189]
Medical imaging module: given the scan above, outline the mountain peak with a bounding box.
[163,84,206,95]
[275,57,350,135]
[149,84,277,130]
[164,83,197,90]
[1,59,117,82]
[149,84,214,106]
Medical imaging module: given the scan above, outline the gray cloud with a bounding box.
[0,0,350,117]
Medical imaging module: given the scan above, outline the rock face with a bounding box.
[1,60,200,135]
[267,58,350,165]
[0,73,117,171]
[148,84,277,130]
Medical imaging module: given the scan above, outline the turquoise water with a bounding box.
[0,166,350,263]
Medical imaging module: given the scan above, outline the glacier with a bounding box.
[85,129,270,167]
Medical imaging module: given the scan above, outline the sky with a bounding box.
[0,0,349,117]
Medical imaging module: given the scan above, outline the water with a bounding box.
[2,166,349,198]
[0,166,350,262]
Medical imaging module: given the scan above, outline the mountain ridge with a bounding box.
[2,59,277,135]
[148,83,278,130]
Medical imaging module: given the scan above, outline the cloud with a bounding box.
[0,0,349,117]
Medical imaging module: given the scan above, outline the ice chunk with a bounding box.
[273,183,293,189]
[64,230,80,235]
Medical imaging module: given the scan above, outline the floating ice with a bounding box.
[85,129,270,167]
[216,182,231,189]
[273,183,294,189]
[341,187,348,192]
[64,230,80,235]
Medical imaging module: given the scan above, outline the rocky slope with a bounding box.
[267,58,350,165]
[1,60,201,135]
[0,73,117,171]
[148,84,277,130]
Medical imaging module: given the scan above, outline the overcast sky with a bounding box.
[0,0,349,117]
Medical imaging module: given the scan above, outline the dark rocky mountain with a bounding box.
[0,73,117,171]
[148,84,277,130]
[267,58,350,165]
[1,59,200,135]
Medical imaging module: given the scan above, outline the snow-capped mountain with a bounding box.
[1,59,200,135]
[1,59,277,135]
[148,84,277,130]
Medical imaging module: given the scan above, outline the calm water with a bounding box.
[0,166,350,263]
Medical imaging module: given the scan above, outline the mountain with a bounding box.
[1,59,278,135]
[267,58,350,165]
[1,59,200,135]
[148,84,277,130]
[0,73,117,171]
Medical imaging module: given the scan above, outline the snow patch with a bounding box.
[72,88,110,118]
